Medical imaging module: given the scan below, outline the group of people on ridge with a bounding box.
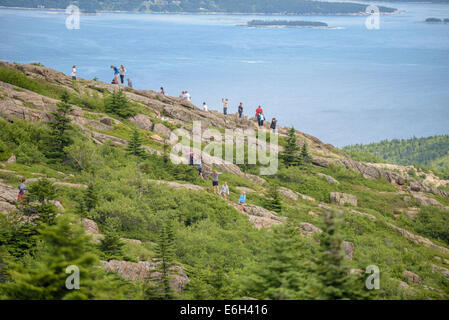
[180,91,191,101]
[70,65,277,133]
[111,65,132,87]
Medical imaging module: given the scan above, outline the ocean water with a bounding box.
[0,3,448,147]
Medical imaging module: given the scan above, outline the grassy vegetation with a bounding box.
[1,71,449,300]
[0,66,68,99]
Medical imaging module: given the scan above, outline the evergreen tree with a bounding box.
[0,215,125,299]
[127,130,146,158]
[162,138,169,164]
[312,211,370,300]
[84,183,98,212]
[265,184,282,213]
[99,231,124,260]
[105,90,135,118]
[45,92,73,160]
[181,274,210,299]
[240,223,312,300]
[147,219,177,300]
[301,142,312,163]
[18,179,58,225]
[280,127,302,167]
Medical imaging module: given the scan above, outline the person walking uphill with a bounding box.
[119,65,126,84]
[17,179,27,202]
[238,192,246,213]
[220,182,230,200]
[211,170,222,194]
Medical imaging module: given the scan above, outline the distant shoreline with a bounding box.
[0,6,401,16]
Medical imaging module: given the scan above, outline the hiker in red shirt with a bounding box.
[256,106,263,126]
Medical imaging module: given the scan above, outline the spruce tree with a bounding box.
[99,231,124,260]
[19,179,58,225]
[45,92,73,160]
[0,215,125,299]
[280,127,302,167]
[240,223,311,300]
[312,211,370,300]
[148,219,177,300]
[105,90,135,118]
[301,142,312,163]
[84,183,98,212]
[265,184,282,213]
[127,130,146,158]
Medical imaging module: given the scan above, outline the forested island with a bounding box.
[0,0,397,15]
[424,18,449,24]
[247,20,328,28]
[343,135,449,179]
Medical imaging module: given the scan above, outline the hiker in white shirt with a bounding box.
[71,65,77,80]
[184,91,191,101]
[119,65,126,84]
[203,102,208,112]
[220,182,230,200]
[222,98,228,115]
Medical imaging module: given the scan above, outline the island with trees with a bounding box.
[247,20,329,28]
[0,0,397,15]
[423,18,449,24]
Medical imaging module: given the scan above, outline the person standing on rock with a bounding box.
[256,106,263,126]
[119,65,126,84]
[259,112,265,127]
[71,65,77,80]
[185,91,191,101]
[238,103,243,118]
[203,102,208,112]
[211,170,222,194]
[238,192,246,212]
[220,182,230,200]
[160,87,165,95]
[222,98,229,115]
[189,152,194,166]
[270,117,277,132]
[17,179,27,202]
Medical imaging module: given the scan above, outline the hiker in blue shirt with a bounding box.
[111,65,120,84]
[238,192,246,212]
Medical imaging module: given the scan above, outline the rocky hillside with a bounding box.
[1,61,448,299]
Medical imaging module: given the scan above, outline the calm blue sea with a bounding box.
[1,2,448,146]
